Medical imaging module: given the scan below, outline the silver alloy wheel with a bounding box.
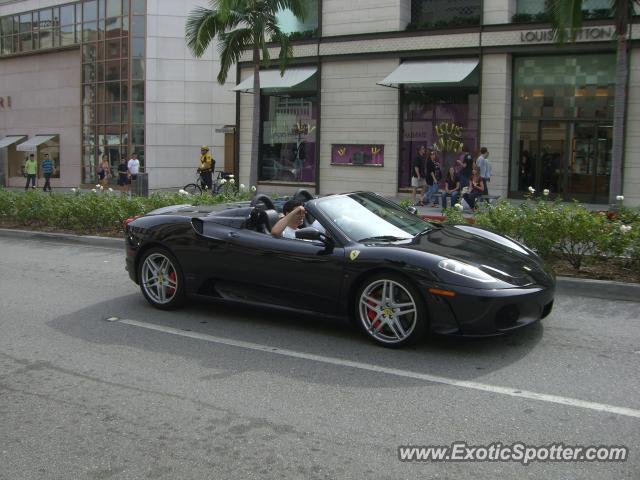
[141,252,179,305]
[358,279,418,344]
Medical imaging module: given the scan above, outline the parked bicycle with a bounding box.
[183,170,233,195]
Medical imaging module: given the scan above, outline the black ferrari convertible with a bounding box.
[124,191,555,347]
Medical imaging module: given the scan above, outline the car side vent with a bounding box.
[191,218,204,235]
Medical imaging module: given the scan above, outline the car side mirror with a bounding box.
[296,227,334,249]
[406,206,418,215]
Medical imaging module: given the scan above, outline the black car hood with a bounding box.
[404,224,553,287]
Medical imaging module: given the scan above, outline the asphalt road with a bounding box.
[0,235,638,480]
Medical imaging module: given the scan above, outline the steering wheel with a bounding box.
[250,194,276,210]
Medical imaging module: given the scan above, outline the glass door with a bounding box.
[568,123,611,203]
[594,125,612,204]
[537,121,568,198]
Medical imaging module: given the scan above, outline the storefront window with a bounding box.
[400,81,479,189]
[259,73,318,183]
[511,54,615,203]
[408,0,481,30]
[513,0,612,22]
[81,0,145,183]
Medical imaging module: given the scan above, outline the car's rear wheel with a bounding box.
[355,273,427,347]
[138,248,185,310]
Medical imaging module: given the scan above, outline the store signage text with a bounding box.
[520,27,613,43]
[0,96,11,109]
[434,121,464,153]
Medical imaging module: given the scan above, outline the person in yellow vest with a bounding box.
[24,154,38,190]
[198,145,215,191]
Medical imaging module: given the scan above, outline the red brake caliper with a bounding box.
[367,288,381,331]
[166,271,177,295]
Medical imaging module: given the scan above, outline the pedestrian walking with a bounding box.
[476,147,491,195]
[98,155,111,189]
[24,154,37,190]
[41,153,54,192]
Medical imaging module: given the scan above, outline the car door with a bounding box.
[220,229,345,315]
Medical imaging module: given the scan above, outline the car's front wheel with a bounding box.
[138,248,185,310]
[355,273,427,347]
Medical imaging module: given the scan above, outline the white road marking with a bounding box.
[117,318,640,419]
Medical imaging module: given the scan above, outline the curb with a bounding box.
[0,228,122,249]
[1,227,638,303]
[555,276,640,303]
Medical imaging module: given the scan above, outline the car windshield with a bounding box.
[316,192,432,242]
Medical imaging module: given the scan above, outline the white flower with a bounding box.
[220,178,227,184]
[99,185,104,190]
[616,195,624,201]
[95,184,101,188]
[528,186,535,194]
[454,203,463,211]
[543,189,549,196]
[229,178,235,184]
[620,225,632,233]
[108,188,113,192]
[250,186,257,192]
[240,184,246,190]
[91,188,97,192]
[178,189,189,195]
[228,174,234,178]
[71,188,77,192]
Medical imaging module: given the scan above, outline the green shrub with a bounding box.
[441,206,467,225]
[0,187,251,235]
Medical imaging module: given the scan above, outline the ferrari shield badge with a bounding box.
[349,250,360,261]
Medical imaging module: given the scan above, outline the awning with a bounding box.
[378,59,479,87]
[0,135,26,148]
[16,135,57,152]
[233,67,317,93]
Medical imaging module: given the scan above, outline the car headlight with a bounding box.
[438,259,496,283]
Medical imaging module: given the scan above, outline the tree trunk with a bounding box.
[609,31,628,204]
[250,47,260,193]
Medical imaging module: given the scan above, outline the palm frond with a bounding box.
[217,27,253,84]
[185,6,222,58]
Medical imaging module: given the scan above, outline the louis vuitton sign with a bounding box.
[0,96,11,109]
[520,27,613,43]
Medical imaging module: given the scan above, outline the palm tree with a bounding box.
[548,0,639,204]
[186,0,306,190]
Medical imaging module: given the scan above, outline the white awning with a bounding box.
[16,135,57,152]
[0,135,26,148]
[233,67,317,93]
[378,59,479,87]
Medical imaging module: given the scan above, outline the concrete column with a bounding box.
[623,47,640,207]
[479,53,512,199]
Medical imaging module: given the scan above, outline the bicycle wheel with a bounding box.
[183,183,202,195]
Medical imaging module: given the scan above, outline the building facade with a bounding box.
[1,0,639,206]
[0,0,236,190]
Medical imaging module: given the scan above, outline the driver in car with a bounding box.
[271,200,306,239]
